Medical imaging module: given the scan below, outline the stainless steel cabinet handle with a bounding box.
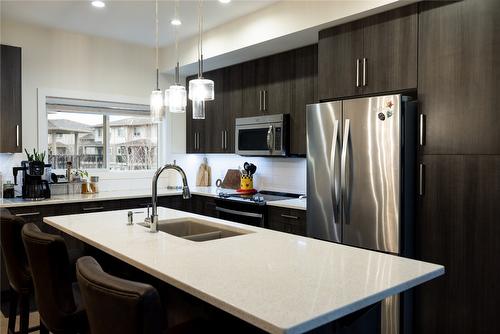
[330,120,340,224]
[267,125,274,152]
[15,212,40,217]
[221,131,225,150]
[341,119,351,224]
[16,125,20,147]
[419,163,425,196]
[281,214,299,220]
[82,206,104,211]
[259,90,263,111]
[419,114,426,146]
[224,130,228,150]
[263,90,267,112]
[362,58,367,86]
[215,207,263,218]
[356,59,360,87]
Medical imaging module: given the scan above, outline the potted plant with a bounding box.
[25,149,46,176]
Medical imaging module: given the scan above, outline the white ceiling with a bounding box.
[1,0,279,47]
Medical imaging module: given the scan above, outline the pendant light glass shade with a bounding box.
[150,89,165,123]
[192,100,205,119]
[165,84,187,113]
[188,78,214,101]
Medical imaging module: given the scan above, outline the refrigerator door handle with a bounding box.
[341,119,351,225]
[330,120,340,223]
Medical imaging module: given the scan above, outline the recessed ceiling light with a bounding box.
[170,18,182,26]
[91,1,106,8]
[219,0,231,4]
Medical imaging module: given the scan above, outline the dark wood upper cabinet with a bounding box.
[222,64,242,152]
[318,21,363,101]
[266,51,293,115]
[318,4,417,101]
[1,45,22,153]
[418,0,500,155]
[186,74,205,154]
[363,4,417,95]
[291,45,318,155]
[241,58,267,117]
[203,69,225,153]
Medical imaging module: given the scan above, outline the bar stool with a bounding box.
[76,256,211,334]
[21,223,87,334]
[0,210,40,334]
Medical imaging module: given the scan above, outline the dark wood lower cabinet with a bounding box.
[415,154,500,334]
[267,206,306,236]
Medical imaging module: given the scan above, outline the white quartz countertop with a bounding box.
[44,208,443,334]
[0,187,307,210]
[0,186,235,208]
[267,198,306,211]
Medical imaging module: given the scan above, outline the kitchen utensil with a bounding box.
[248,164,257,176]
[221,170,241,189]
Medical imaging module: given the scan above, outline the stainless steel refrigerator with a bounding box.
[306,94,417,334]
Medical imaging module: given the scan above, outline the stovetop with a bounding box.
[217,190,299,204]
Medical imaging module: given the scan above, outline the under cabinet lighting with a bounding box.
[91,1,106,8]
[219,0,231,3]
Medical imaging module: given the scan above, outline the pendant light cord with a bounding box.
[197,0,204,78]
[174,0,180,84]
[155,0,159,90]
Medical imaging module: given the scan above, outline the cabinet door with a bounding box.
[291,45,317,155]
[415,155,500,334]
[222,64,241,152]
[241,58,268,117]
[203,69,225,153]
[186,74,205,153]
[265,51,292,115]
[0,45,22,153]
[267,207,307,236]
[363,4,417,95]
[418,0,500,154]
[318,21,363,101]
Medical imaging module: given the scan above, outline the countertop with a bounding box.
[44,208,443,334]
[0,187,234,208]
[267,198,306,210]
[0,187,307,210]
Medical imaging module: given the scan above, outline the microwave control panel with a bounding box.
[275,127,282,150]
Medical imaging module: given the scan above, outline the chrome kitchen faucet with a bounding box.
[150,164,191,233]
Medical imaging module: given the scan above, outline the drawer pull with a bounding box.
[82,206,104,211]
[281,214,299,220]
[15,212,40,217]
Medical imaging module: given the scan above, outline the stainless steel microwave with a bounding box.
[235,114,289,156]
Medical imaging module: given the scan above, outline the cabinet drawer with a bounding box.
[267,207,307,236]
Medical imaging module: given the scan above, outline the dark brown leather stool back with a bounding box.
[76,256,163,334]
[21,223,86,334]
[0,210,39,334]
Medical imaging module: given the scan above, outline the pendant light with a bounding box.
[165,0,187,113]
[189,0,214,120]
[150,0,165,123]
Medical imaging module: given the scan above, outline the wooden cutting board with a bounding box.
[221,169,240,189]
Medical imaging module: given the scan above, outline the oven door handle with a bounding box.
[215,207,263,218]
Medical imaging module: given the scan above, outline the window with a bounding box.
[47,100,157,171]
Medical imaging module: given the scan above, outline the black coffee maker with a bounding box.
[13,161,52,200]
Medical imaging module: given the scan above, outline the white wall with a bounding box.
[161,0,411,75]
[0,20,173,191]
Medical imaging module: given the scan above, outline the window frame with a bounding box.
[38,88,166,177]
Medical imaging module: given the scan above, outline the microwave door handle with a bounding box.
[267,125,274,152]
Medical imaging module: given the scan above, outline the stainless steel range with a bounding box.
[215,191,299,227]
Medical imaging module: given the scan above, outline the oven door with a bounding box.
[215,199,265,227]
[235,122,285,156]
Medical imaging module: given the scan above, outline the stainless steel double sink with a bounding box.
[138,217,252,242]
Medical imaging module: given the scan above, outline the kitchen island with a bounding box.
[44,207,443,334]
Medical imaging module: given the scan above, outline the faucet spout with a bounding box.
[150,164,191,233]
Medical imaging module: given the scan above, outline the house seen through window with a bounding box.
[47,98,157,171]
